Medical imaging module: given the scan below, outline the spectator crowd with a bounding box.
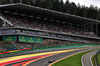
[0,11,97,38]
[0,29,98,44]
[0,11,99,44]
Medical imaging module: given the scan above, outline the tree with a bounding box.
[30,0,35,6]
[0,0,100,21]
[81,5,88,17]
[59,0,64,12]
[2,0,10,4]
[34,0,42,7]
[43,0,53,9]
[77,3,82,16]
[22,0,32,5]
[97,8,100,20]
[52,0,60,11]
[13,0,20,3]
[69,2,77,15]
[87,5,98,19]
[63,0,70,13]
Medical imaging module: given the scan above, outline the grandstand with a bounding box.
[0,3,100,50]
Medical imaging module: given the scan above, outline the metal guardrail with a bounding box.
[0,44,99,58]
[94,50,100,66]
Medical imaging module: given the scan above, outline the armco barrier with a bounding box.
[94,50,100,66]
[0,44,100,58]
[0,48,31,58]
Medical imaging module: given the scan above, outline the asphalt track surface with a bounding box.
[0,48,80,58]
[28,48,96,66]
[82,50,98,66]
[0,47,99,66]
[1,47,88,58]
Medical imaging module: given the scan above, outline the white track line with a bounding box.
[81,51,97,66]
[81,52,86,66]
[90,53,95,66]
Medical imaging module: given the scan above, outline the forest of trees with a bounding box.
[0,0,100,20]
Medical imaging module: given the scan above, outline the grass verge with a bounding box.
[92,55,95,66]
[91,53,100,66]
[98,54,100,65]
[52,50,96,66]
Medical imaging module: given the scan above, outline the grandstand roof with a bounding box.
[0,3,100,24]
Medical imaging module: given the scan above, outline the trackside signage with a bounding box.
[3,36,17,41]
[19,35,43,43]
[19,35,27,42]
[35,37,43,43]
[27,36,35,43]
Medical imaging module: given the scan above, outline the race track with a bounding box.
[81,50,98,66]
[0,47,99,66]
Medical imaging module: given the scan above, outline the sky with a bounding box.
[63,0,100,7]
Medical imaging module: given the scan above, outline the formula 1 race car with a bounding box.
[48,60,55,63]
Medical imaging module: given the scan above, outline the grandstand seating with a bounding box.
[0,11,97,38]
[0,9,99,45]
[0,10,99,44]
[0,4,100,58]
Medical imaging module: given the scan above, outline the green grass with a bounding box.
[98,54,100,64]
[52,50,96,66]
[91,53,100,66]
[92,55,95,66]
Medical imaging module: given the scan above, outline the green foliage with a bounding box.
[35,0,42,7]
[43,0,53,9]
[92,55,95,66]
[1,0,10,4]
[13,0,20,3]
[63,0,70,13]
[22,0,31,5]
[69,2,77,15]
[98,54,100,64]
